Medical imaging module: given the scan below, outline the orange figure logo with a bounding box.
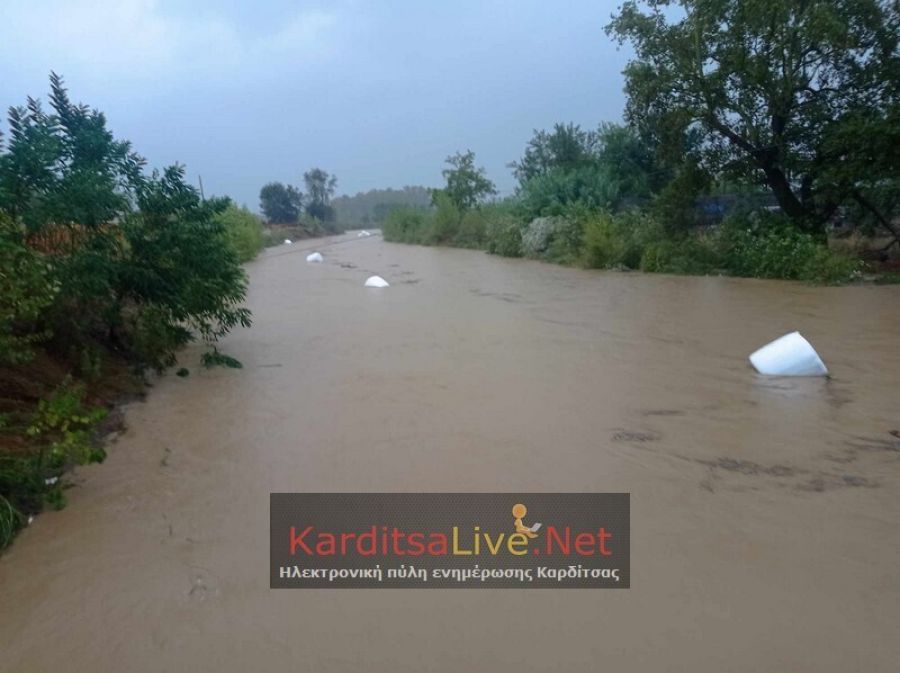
[512,503,541,539]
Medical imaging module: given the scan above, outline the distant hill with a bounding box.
[333,186,433,227]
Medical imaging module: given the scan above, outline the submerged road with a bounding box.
[1,232,899,671]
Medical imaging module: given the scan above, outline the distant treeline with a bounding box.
[258,169,345,238]
[333,186,433,227]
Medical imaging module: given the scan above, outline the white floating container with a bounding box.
[357,230,371,237]
[749,331,828,376]
[306,252,323,263]
[364,275,389,288]
[283,239,292,245]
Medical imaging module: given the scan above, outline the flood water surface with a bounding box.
[2,234,899,671]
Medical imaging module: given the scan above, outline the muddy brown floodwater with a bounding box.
[1,233,899,671]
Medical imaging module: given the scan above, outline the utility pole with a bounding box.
[198,175,205,200]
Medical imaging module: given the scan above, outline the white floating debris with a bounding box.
[283,239,293,245]
[749,331,828,376]
[44,476,58,486]
[364,275,389,288]
[357,230,371,237]
[306,252,324,263]
[28,516,34,526]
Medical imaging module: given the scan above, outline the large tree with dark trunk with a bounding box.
[607,0,900,243]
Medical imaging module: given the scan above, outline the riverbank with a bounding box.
[1,235,898,671]
[383,205,899,285]
[0,228,359,550]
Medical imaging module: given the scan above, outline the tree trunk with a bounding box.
[852,189,900,250]
[759,164,826,240]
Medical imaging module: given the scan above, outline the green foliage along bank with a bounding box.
[383,1,898,281]
[382,130,862,284]
[0,74,253,548]
[216,204,265,263]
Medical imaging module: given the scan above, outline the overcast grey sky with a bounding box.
[1,0,631,209]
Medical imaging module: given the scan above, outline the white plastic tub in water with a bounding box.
[306,252,323,263]
[749,331,828,376]
[364,275,389,288]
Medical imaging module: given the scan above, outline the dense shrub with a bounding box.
[454,208,488,248]
[581,210,663,269]
[521,216,582,263]
[382,206,430,243]
[216,204,264,262]
[484,211,525,257]
[521,217,562,257]
[428,191,461,244]
[517,165,620,220]
[1,379,106,547]
[0,77,252,371]
[0,75,254,547]
[383,197,488,249]
[639,235,720,275]
[0,219,57,364]
[719,213,859,283]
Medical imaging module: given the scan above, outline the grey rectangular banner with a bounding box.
[270,493,630,588]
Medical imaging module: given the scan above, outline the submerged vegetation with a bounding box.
[0,75,254,547]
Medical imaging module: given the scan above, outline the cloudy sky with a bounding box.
[1,0,631,209]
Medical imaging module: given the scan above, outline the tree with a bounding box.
[607,0,900,240]
[511,123,666,218]
[0,72,144,234]
[510,123,599,185]
[594,122,667,199]
[303,168,337,222]
[0,73,251,369]
[259,182,302,223]
[439,150,496,212]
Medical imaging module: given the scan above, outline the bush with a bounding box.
[517,165,620,220]
[639,235,721,274]
[719,213,859,283]
[1,379,106,548]
[0,220,57,364]
[484,212,525,257]
[216,204,264,262]
[454,209,488,248]
[581,209,664,270]
[428,191,461,244]
[521,217,562,258]
[0,76,252,371]
[520,216,582,263]
[0,75,255,548]
[382,206,431,243]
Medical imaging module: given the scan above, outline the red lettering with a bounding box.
[289,526,314,555]
[357,526,377,556]
[575,532,595,555]
[545,526,570,554]
[407,532,425,555]
[427,533,448,555]
[598,528,613,556]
